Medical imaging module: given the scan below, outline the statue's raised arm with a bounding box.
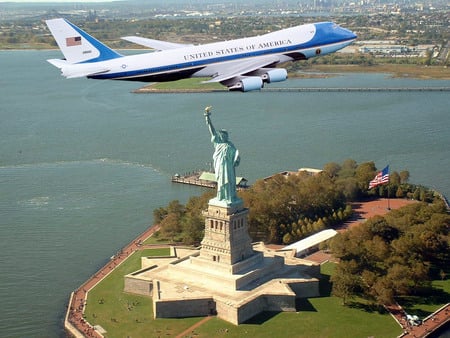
[203,106,241,206]
[204,106,216,138]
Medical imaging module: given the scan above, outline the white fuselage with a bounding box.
[90,23,353,81]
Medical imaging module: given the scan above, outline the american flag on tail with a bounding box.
[66,36,81,47]
[369,165,390,189]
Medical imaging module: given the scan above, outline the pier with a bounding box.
[171,171,248,190]
[136,87,450,94]
[171,171,217,189]
[262,87,450,92]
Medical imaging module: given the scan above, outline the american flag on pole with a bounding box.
[369,165,390,189]
[66,36,82,47]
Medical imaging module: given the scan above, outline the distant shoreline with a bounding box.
[306,64,450,80]
[134,64,450,93]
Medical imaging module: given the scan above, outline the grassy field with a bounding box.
[82,248,203,338]
[134,77,226,93]
[83,254,408,338]
[306,64,450,80]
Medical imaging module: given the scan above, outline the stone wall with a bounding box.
[215,298,240,325]
[264,294,296,312]
[288,279,320,298]
[154,298,215,318]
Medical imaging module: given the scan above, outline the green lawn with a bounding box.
[192,297,401,338]
[139,77,226,92]
[83,254,449,338]
[83,248,202,338]
[142,235,171,245]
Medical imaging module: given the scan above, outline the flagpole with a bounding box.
[386,164,390,210]
[387,184,390,210]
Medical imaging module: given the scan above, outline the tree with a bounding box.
[282,232,293,244]
[153,206,167,224]
[399,170,410,183]
[396,186,405,198]
[390,171,401,186]
[323,162,341,178]
[339,159,358,178]
[355,161,377,191]
[331,260,361,305]
[159,213,182,242]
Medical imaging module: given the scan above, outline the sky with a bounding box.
[1,0,116,2]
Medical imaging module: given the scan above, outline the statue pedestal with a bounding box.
[198,198,256,269]
[207,197,244,214]
[181,198,283,291]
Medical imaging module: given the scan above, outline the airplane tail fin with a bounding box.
[46,18,122,64]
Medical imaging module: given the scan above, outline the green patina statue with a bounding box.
[204,106,241,205]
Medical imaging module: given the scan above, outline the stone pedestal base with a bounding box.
[124,196,321,325]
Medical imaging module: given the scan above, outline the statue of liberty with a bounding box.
[204,106,241,205]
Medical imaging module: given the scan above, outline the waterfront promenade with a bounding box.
[65,224,160,337]
[391,303,450,338]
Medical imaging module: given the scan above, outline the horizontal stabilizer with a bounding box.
[47,58,69,68]
[47,59,109,78]
[121,36,193,50]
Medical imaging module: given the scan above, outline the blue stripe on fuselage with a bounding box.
[90,22,355,81]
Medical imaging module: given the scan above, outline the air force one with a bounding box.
[46,18,356,92]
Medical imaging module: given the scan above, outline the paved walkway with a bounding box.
[175,316,213,338]
[65,225,160,337]
[389,303,450,338]
[338,198,416,231]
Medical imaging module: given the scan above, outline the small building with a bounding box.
[264,167,323,181]
[281,229,338,258]
[199,171,248,189]
[298,168,323,175]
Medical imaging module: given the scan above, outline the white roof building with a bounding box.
[282,229,338,257]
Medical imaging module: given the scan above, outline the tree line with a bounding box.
[152,159,442,246]
[330,200,449,306]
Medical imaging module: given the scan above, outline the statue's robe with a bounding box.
[211,134,239,203]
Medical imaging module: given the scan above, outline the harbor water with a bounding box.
[0,51,449,337]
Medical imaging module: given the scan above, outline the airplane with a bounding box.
[46,18,356,92]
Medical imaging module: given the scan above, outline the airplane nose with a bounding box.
[341,27,357,41]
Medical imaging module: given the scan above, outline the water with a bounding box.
[0,51,449,337]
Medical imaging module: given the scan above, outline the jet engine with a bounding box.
[261,68,288,83]
[227,76,263,92]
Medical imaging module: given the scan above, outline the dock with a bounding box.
[171,171,248,190]
[135,87,450,94]
[262,87,450,92]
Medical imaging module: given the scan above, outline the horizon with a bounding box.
[0,0,118,2]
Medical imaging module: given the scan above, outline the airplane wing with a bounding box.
[203,55,281,83]
[121,36,193,50]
